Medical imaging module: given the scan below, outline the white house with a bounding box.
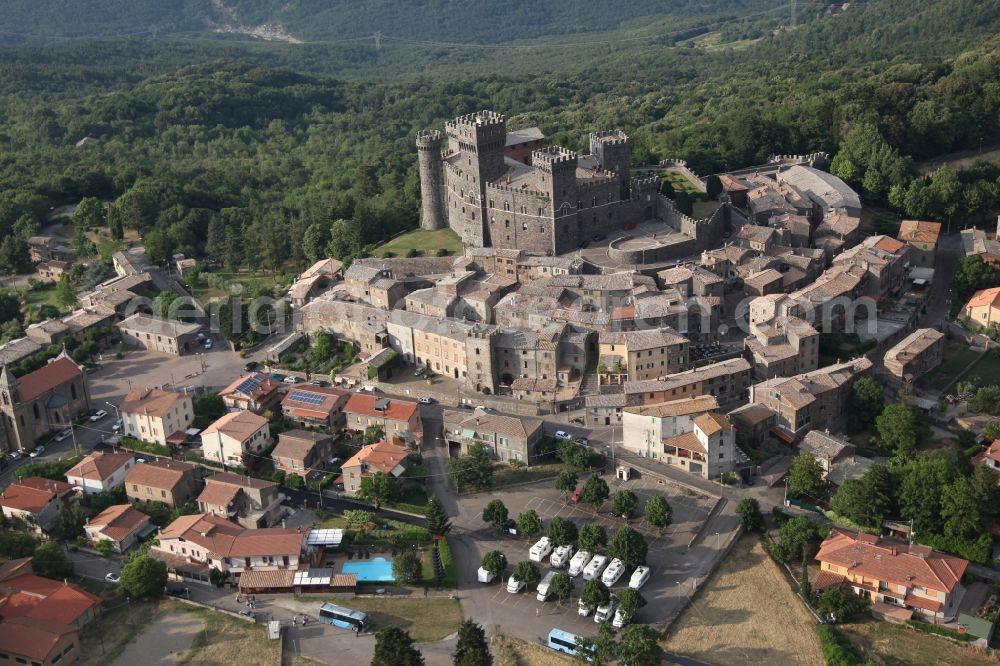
[200,410,271,468]
[65,452,136,495]
[121,387,194,447]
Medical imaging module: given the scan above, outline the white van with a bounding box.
[529,537,553,562]
[506,575,526,593]
[536,570,558,601]
[628,565,650,590]
[567,550,591,577]
[577,597,593,617]
[594,596,618,623]
[477,567,495,584]
[582,554,608,581]
[612,607,629,629]
[550,545,574,569]
[601,558,625,587]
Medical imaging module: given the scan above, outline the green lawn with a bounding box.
[493,462,564,487]
[692,200,722,219]
[661,170,705,196]
[372,228,462,258]
[186,268,292,302]
[917,341,982,392]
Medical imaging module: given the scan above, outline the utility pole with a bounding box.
[374,32,382,50]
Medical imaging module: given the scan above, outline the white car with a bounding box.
[89,409,108,422]
[105,572,120,584]
[112,419,123,432]
[554,430,572,440]
[418,397,434,404]
[54,429,72,442]
[578,598,593,617]
[203,339,213,349]
[506,576,526,593]
[582,554,608,581]
[283,375,300,384]
[594,596,618,623]
[629,565,650,590]
[7,451,22,461]
[29,445,45,458]
[601,558,625,587]
[567,550,591,577]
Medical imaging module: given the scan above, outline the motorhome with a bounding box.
[594,596,618,623]
[628,565,650,590]
[477,567,495,583]
[601,558,625,587]
[536,570,558,601]
[550,544,574,568]
[582,554,608,581]
[567,550,591,577]
[529,537,553,562]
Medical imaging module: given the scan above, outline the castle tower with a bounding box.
[464,325,497,394]
[416,130,445,231]
[590,130,631,198]
[445,111,508,247]
[0,364,19,407]
[532,147,579,210]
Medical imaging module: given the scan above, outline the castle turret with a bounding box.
[532,147,578,210]
[0,364,19,407]
[416,130,445,231]
[445,111,508,247]
[590,130,631,198]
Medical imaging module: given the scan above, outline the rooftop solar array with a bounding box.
[235,375,263,396]
[289,390,325,405]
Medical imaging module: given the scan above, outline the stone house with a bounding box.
[271,430,336,477]
[116,313,202,356]
[200,410,271,468]
[120,387,194,447]
[196,472,283,529]
[897,220,942,268]
[343,394,422,446]
[339,440,409,495]
[64,451,136,495]
[442,408,545,464]
[799,430,855,478]
[882,328,945,384]
[597,327,690,384]
[962,286,1000,329]
[124,459,201,508]
[744,316,819,380]
[623,357,752,412]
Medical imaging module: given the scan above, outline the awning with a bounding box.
[238,569,294,591]
[136,523,159,539]
[166,431,188,446]
[306,529,344,546]
[769,427,796,445]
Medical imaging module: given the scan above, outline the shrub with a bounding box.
[405,248,419,258]
[905,619,977,642]
[815,625,873,666]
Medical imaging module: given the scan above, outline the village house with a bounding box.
[24,319,73,346]
[120,387,194,447]
[299,297,390,356]
[963,286,1000,329]
[832,235,909,300]
[623,357,752,412]
[339,440,409,495]
[743,268,784,299]
[27,236,71,262]
[196,472,283,529]
[281,385,350,430]
[288,258,343,308]
[200,410,271,468]
[744,315,820,380]
[442,408,545,464]
[64,451,136,495]
[124,459,201,508]
[343,264,407,310]
[84,504,156,552]
[116,313,202,355]
[897,220,942,268]
[882,328,946,384]
[36,259,72,283]
[597,327,690,384]
[218,373,283,414]
[621,395,720,459]
[152,512,308,584]
[0,477,75,532]
[387,310,497,393]
[343,394,422,447]
[813,529,968,623]
[0,353,92,453]
[271,430,336,477]
[960,226,1000,267]
[798,430,855,478]
[973,440,1000,478]
[584,392,628,428]
[727,402,778,447]
[749,357,874,438]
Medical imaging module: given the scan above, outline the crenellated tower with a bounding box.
[416,130,445,231]
[532,147,579,210]
[590,130,631,198]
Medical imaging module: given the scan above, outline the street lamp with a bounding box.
[105,401,120,420]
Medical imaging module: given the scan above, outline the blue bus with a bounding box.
[547,628,586,656]
[319,603,369,631]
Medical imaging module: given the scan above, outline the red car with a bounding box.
[570,489,582,504]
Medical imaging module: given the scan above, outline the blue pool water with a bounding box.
[342,557,394,581]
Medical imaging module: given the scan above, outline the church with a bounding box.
[0,351,92,453]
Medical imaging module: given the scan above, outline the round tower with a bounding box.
[416,130,445,231]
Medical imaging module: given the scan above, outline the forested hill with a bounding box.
[0,0,782,44]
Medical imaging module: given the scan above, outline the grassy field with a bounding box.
[494,462,565,487]
[917,341,983,392]
[491,635,576,666]
[187,268,292,302]
[692,200,723,219]
[661,535,824,665]
[840,618,1000,665]
[174,606,281,665]
[661,170,704,196]
[372,228,463,258]
[332,597,462,642]
[79,598,162,665]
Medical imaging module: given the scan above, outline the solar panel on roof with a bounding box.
[289,390,325,405]
[235,376,263,396]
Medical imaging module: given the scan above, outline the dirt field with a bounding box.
[661,535,825,665]
[840,618,1000,666]
[491,635,576,666]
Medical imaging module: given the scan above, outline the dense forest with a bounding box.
[0,0,998,276]
[0,0,784,44]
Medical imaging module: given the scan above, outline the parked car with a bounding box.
[570,488,582,504]
[592,234,607,242]
[413,368,425,377]
[54,429,72,442]
[7,451,22,461]
[112,419,123,432]
[283,375,300,384]
[30,445,46,458]
[105,573,120,584]
[574,436,589,446]
[244,361,260,372]
[554,430,572,440]
[310,379,329,387]
[418,397,434,404]
[203,339,213,350]
[89,409,108,422]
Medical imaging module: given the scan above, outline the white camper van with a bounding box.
[601,558,625,587]
[550,545,574,569]
[628,565,650,590]
[529,537,553,563]
[536,570,558,601]
[582,554,608,581]
[567,550,591,577]
[477,567,495,584]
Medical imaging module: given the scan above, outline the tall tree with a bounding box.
[611,490,638,518]
[482,499,509,532]
[580,579,611,611]
[511,561,541,587]
[554,469,578,500]
[31,542,74,580]
[549,572,573,605]
[579,524,608,554]
[372,627,424,666]
[479,551,507,579]
[516,509,541,538]
[357,471,397,509]
[848,377,884,432]
[643,495,672,533]
[617,624,662,666]
[546,516,578,547]
[581,475,610,512]
[615,588,647,623]
[954,255,996,304]
[876,403,923,457]
[453,619,492,666]
[392,550,423,585]
[425,495,452,537]
[119,554,166,598]
[788,453,826,500]
[609,527,648,568]
[74,196,106,229]
[735,497,764,532]
[446,443,494,490]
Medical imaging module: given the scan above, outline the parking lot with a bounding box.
[450,473,719,641]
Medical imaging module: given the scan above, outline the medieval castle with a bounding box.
[417,111,666,255]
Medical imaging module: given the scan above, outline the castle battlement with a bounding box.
[767,152,831,165]
[590,129,629,147]
[532,147,578,170]
[576,173,617,191]
[485,181,550,198]
[446,110,506,130]
[416,129,443,149]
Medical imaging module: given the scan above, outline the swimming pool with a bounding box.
[342,557,394,582]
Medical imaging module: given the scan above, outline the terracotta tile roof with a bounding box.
[330,573,359,587]
[202,410,268,442]
[624,396,719,418]
[219,373,281,402]
[0,616,76,660]
[121,387,188,418]
[693,412,731,436]
[87,504,151,542]
[965,286,1000,310]
[228,529,305,557]
[66,451,134,482]
[273,430,332,461]
[237,569,294,590]
[982,440,1000,465]
[511,377,558,392]
[815,529,968,595]
[0,477,72,513]
[904,593,942,612]
[196,482,241,509]
[344,394,419,422]
[898,220,942,244]
[281,386,350,418]
[342,441,409,477]
[812,570,846,591]
[158,512,304,558]
[202,471,276,492]
[446,411,543,440]
[0,557,32,583]
[873,236,907,254]
[124,459,196,491]
[662,431,706,455]
[17,355,83,403]
[0,573,101,627]
[728,403,776,425]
